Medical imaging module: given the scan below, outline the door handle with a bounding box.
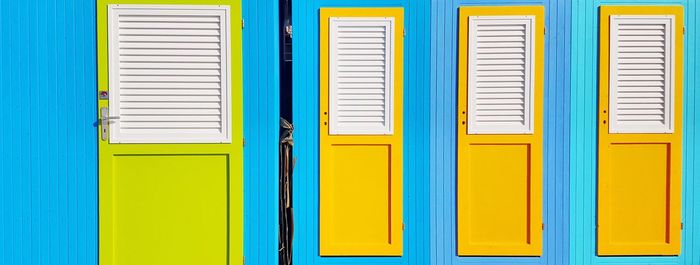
[100,107,120,141]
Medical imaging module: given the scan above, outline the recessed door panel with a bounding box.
[112,155,228,265]
[607,144,670,245]
[464,144,531,245]
[325,145,392,246]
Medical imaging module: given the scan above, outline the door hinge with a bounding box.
[242,19,245,29]
[681,222,684,230]
[243,137,246,147]
[542,223,545,230]
[402,222,405,231]
[403,28,406,36]
[544,26,547,35]
[683,26,686,35]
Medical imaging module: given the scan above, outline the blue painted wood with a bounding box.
[569,0,699,264]
[0,1,98,264]
[243,0,280,264]
[291,0,431,264]
[429,0,571,264]
[685,2,700,264]
[242,0,281,264]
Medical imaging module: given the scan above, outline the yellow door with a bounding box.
[456,6,544,256]
[597,6,683,256]
[97,2,243,265]
[319,8,404,256]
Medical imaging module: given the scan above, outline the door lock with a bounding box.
[100,107,120,141]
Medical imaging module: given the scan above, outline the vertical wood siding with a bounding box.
[0,1,277,264]
[242,0,280,264]
[570,0,699,264]
[686,2,699,264]
[292,0,430,264]
[0,1,98,264]
[430,0,571,264]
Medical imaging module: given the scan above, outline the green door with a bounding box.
[97,2,243,264]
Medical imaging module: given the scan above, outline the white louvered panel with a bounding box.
[329,17,394,135]
[467,16,535,134]
[108,5,230,143]
[609,15,675,134]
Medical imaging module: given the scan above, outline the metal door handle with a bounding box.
[100,107,120,141]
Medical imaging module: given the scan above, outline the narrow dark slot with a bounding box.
[279,0,294,264]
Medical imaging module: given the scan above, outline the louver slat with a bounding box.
[108,6,230,143]
[609,16,674,133]
[468,16,535,134]
[329,18,394,135]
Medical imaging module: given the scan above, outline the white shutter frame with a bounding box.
[467,16,535,135]
[108,5,231,143]
[609,15,675,134]
[328,17,395,135]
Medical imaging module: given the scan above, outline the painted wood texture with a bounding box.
[293,0,430,264]
[241,0,281,264]
[0,1,98,264]
[570,0,700,264]
[431,0,571,264]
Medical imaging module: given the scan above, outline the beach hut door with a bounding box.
[597,8,683,256]
[456,7,544,256]
[98,4,239,265]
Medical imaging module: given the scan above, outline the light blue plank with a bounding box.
[242,0,281,264]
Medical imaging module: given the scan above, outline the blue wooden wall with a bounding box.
[241,0,281,264]
[291,0,431,264]
[0,1,98,264]
[429,0,571,264]
[569,0,700,264]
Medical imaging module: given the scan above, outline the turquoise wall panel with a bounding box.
[569,0,700,264]
[292,0,431,264]
[686,2,700,264]
[0,1,98,264]
[242,0,281,264]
